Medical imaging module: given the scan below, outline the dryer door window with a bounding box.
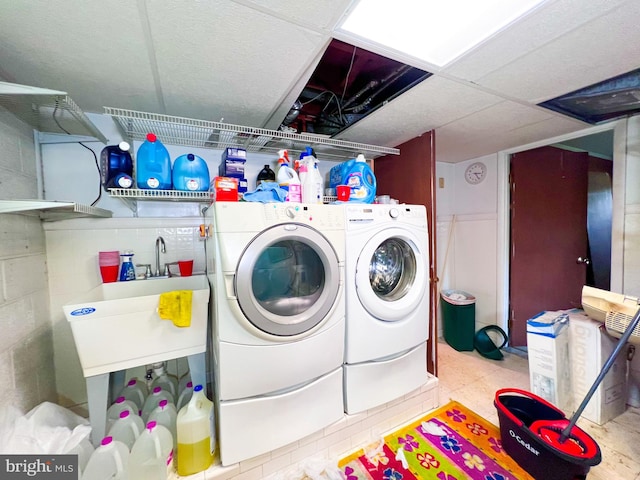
[356,227,428,322]
[235,223,340,336]
[370,238,416,301]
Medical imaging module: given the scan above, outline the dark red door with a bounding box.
[509,146,589,346]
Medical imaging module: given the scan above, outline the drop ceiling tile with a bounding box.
[473,1,640,103]
[444,0,628,82]
[436,108,587,163]
[336,76,503,150]
[147,0,329,125]
[237,0,353,31]
[0,0,633,165]
[0,0,161,115]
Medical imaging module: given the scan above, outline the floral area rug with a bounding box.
[338,400,533,480]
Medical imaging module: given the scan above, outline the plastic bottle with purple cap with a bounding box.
[141,386,174,423]
[117,378,148,415]
[176,381,193,412]
[129,421,174,480]
[81,436,129,480]
[107,396,139,429]
[148,399,178,452]
[150,363,178,404]
[107,409,145,451]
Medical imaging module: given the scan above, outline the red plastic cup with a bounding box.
[100,265,119,283]
[178,260,193,277]
[336,185,351,202]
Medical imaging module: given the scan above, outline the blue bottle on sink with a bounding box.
[119,251,136,281]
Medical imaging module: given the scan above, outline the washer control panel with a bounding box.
[346,204,426,229]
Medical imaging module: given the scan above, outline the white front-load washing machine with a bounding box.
[206,202,345,465]
[343,203,430,414]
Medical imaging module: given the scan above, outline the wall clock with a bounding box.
[464,161,487,185]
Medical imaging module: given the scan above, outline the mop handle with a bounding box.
[559,306,640,443]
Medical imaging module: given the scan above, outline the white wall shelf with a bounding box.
[104,107,400,161]
[0,82,111,220]
[0,200,112,221]
[0,82,108,144]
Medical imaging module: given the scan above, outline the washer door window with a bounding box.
[235,223,340,336]
[356,227,427,321]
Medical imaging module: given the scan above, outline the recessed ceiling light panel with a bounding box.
[339,0,547,67]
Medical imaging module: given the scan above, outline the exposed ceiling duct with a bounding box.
[280,39,431,137]
[539,68,640,124]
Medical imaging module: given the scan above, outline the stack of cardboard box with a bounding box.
[527,309,628,424]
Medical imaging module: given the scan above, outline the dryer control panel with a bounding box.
[265,203,344,230]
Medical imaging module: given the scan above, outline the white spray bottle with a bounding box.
[299,147,323,204]
[277,149,301,203]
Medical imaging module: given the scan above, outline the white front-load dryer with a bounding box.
[206,202,345,465]
[343,204,430,414]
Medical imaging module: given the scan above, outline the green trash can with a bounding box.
[441,289,476,351]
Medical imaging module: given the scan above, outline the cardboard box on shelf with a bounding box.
[210,176,239,202]
[219,148,246,178]
[527,311,572,413]
[567,308,628,425]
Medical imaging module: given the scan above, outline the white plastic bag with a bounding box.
[0,402,92,455]
[301,456,344,480]
[265,455,344,480]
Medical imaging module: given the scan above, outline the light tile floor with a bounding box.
[437,339,640,480]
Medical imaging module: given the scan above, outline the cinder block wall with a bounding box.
[0,109,57,412]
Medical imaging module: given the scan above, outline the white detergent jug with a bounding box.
[118,378,148,413]
[176,385,215,476]
[81,436,129,480]
[148,399,178,452]
[129,421,174,480]
[300,153,324,204]
[176,381,193,412]
[107,396,139,430]
[277,149,301,203]
[141,387,174,423]
[108,409,145,451]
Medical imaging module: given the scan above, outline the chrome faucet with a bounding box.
[155,236,166,277]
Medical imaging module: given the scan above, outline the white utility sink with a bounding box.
[63,275,210,378]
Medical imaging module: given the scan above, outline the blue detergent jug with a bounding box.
[136,133,172,190]
[172,153,210,191]
[100,142,133,191]
[329,154,376,203]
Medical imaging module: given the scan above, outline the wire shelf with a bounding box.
[109,188,343,207]
[108,188,211,202]
[104,107,399,160]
